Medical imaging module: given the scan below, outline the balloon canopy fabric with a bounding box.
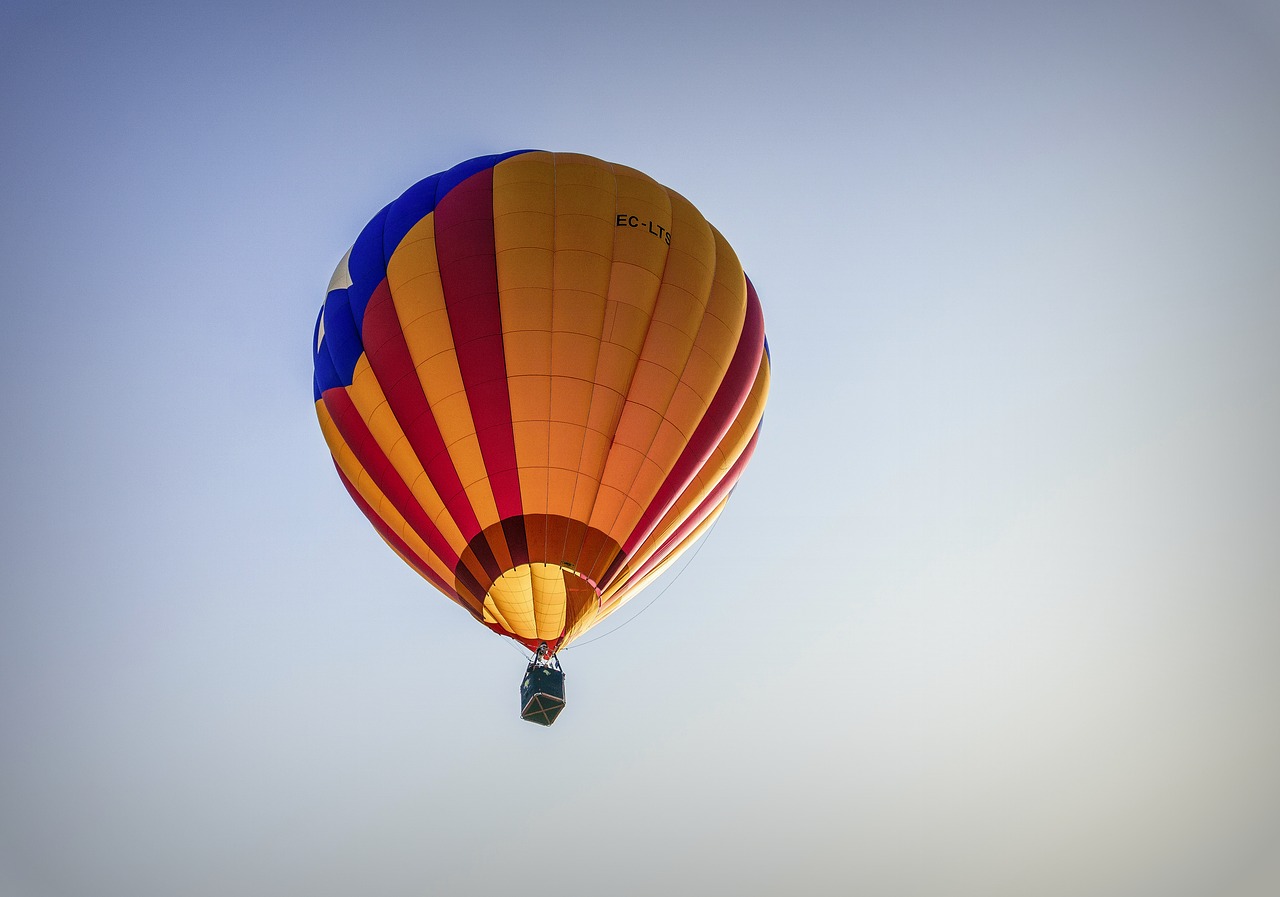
[312,151,770,653]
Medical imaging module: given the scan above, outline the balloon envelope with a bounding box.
[313,151,769,652]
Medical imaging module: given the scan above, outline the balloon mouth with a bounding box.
[458,515,623,647]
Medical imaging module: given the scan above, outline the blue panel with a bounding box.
[313,305,344,399]
[382,149,537,256]
[437,149,533,202]
[319,287,362,391]
[312,310,334,400]
[312,150,540,393]
[383,173,441,260]
[345,204,391,329]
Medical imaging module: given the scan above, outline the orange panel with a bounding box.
[504,331,552,380]
[508,376,552,423]
[511,421,551,466]
[494,155,556,519]
[590,189,718,546]
[536,155,617,524]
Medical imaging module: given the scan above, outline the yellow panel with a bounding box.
[482,595,514,633]
[451,433,491,486]
[316,400,454,588]
[400,309,459,370]
[558,582,607,646]
[553,258,610,310]
[483,560,588,643]
[510,370,553,507]
[431,389,472,430]
[386,210,502,532]
[529,563,568,641]
[387,217,441,285]
[486,565,536,640]
[346,356,465,554]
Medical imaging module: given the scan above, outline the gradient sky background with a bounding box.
[2,2,1279,895]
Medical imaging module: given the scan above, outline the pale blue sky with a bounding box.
[2,2,1279,896]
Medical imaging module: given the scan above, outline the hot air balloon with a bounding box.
[312,151,770,724]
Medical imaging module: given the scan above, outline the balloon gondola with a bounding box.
[520,643,565,726]
[312,151,770,724]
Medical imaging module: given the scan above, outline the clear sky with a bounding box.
[2,2,1279,895]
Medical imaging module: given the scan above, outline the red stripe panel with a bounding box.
[321,386,462,573]
[605,276,766,586]
[361,278,490,548]
[332,461,480,617]
[433,168,524,522]
[612,425,761,598]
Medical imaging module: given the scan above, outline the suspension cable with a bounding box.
[560,515,723,652]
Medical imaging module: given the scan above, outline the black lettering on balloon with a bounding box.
[616,214,672,243]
